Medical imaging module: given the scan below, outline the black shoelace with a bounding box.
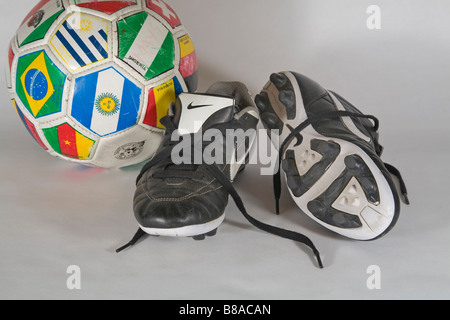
[117,114,324,268]
[273,110,410,217]
[117,111,409,268]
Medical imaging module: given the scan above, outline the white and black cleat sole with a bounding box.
[116,222,221,253]
[138,214,224,240]
[255,72,401,241]
[139,228,218,241]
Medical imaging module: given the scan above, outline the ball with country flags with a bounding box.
[6,0,198,168]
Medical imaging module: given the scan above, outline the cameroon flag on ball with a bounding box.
[118,12,174,80]
[43,123,95,160]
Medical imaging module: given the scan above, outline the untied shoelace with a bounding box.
[117,114,325,268]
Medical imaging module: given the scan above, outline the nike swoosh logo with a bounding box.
[187,102,213,110]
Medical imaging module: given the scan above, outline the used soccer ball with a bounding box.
[6,0,198,168]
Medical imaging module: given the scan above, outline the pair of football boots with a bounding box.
[117,72,409,268]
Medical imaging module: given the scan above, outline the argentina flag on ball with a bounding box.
[71,67,142,137]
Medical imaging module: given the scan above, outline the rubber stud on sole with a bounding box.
[192,228,218,241]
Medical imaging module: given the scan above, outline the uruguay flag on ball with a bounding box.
[71,67,142,137]
[50,13,109,71]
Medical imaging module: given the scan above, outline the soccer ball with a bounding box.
[6,0,198,168]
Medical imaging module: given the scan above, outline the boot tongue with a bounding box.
[173,93,235,134]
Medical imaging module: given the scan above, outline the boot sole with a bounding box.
[256,71,400,240]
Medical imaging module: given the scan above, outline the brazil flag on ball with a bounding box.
[16,50,66,118]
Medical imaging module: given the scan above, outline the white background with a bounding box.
[1,0,449,299]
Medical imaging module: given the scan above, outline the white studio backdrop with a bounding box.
[0,0,449,300]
